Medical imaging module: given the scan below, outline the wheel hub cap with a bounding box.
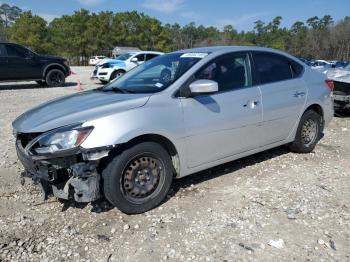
[301,119,317,146]
[122,156,163,200]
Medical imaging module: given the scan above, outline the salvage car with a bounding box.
[97,51,164,83]
[13,46,334,214]
[324,64,350,112]
[0,42,70,87]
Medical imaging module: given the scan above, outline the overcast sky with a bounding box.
[4,0,350,31]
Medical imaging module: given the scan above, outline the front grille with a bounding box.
[17,132,42,149]
[98,72,108,76]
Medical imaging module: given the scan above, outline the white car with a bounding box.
[89,56,106,66]
[97,51,164,83]
[311,60,333,72]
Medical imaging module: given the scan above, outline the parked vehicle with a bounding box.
[0,43,70,87]
[97,51,164,83]
[324,64,350,112]
[13,46,333,214]
[90,58,115,80]
[89,56,106,66]
[311,60,333,72]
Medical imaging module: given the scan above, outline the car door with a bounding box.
[0,44,10,80]
[5,44,41,79]
[181,52,263,168]
[252,51,307,145]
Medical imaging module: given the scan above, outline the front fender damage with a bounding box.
[51,162,101,202]
[18,145,112,202]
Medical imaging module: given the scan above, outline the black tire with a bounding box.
[289,110,322,153]
[102,142,173,214]
[110,70,125,81]
[45,69,66,87]
[36,80,47,86]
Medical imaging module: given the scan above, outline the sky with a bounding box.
[3,0,350,31]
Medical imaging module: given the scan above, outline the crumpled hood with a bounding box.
[12,90,151,133]
[324,68,350,84]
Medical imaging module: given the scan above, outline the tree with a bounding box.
[0,3,22,28]
[8,11,52,54]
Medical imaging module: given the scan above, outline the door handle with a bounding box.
[294,91,306,98]
[243,100,259,108]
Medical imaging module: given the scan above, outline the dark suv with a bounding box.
[0,43,70,87]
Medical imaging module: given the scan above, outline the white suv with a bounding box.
[97,51,164,83]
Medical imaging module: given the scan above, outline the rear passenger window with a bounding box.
[289,59,304,77]
[253,52,292,84]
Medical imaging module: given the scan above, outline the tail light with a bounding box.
[325,79,334,92]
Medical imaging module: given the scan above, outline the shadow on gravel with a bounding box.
[60,198,114,213]
[170,145,290,196]
[0,82,77,90]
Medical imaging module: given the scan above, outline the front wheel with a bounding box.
[102,142,174,214]
[45,69,66,87]
[110,70,125,81]
[289,110,322,153]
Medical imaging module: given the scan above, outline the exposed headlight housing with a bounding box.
[29,125,93,156]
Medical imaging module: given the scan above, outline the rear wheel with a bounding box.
[102,142,173,214]
[289,110,322,153]
[110,70,125,81]
[45,69,66,87]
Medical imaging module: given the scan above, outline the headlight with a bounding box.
[30,125,93,155]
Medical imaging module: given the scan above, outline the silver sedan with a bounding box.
[13,46,334,214]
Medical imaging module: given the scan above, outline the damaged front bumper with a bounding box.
[333,81,350,111]
[16,138,110,202]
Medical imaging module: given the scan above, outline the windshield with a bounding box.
[102,53,206,93]
[115,53,133,61]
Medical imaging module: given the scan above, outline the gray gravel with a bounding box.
[0,67,350,261]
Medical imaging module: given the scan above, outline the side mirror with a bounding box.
[130,57,138,63]
[189,79,218,96]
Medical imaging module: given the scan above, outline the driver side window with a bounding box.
[134,54,145,62]
[194,53,252,92]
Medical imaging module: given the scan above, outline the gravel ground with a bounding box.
[0,67,349,261]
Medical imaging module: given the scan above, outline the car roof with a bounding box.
[129,51,162,55]
[173,45,286,54]
[172,45,303,60]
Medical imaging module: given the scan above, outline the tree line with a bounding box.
[1,3,350,65]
